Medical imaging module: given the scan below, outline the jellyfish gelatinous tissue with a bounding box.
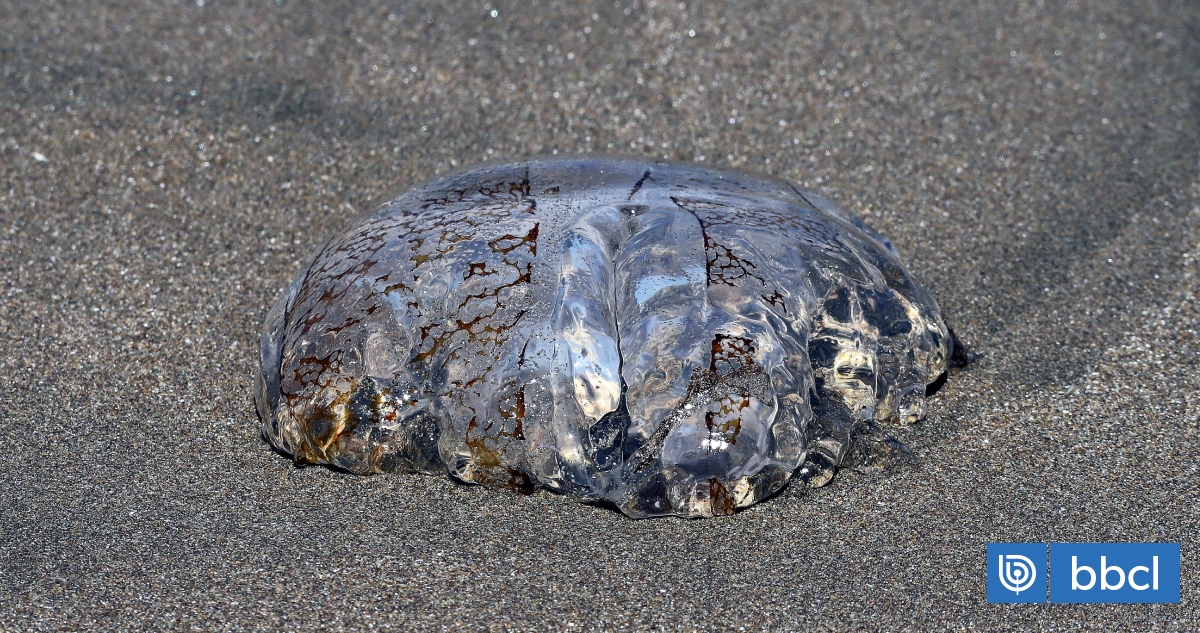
[254,157,953,518]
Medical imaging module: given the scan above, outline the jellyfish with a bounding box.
[253,157,956,518]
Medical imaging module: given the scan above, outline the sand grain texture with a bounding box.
[1,0,1197,630]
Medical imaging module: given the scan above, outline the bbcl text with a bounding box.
[1071,555,1160,591]
[1049,543,1180,604]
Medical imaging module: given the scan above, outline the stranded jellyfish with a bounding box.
[254,157,956,518]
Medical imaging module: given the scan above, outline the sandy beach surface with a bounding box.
[2,0,1197,630]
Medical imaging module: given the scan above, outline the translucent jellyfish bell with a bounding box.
[253,157,954,518]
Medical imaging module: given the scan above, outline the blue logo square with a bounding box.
[987,543,1047,603]
[1049,543,1180,603]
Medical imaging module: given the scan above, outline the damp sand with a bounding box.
[1,0,1197,630]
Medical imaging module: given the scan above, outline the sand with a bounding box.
[1,0,1197,630]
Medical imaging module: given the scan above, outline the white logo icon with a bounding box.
[999,554,1038,594]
